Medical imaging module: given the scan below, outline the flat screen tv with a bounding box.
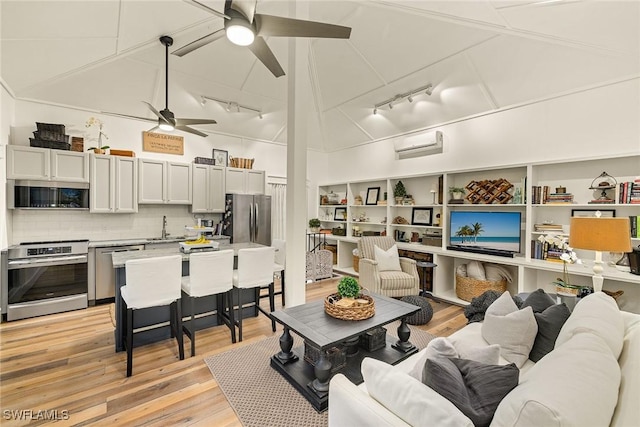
[448,211,521,257]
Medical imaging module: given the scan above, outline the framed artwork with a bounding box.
[334,207,347,221]
[412,207,433,226]
[366,187,380,205]
[571,209,616,218]
[213,149,228,167]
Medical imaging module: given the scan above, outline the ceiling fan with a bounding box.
[132,35,217,137]
[173,0,352,77]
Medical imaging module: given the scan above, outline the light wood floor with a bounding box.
[0,278,466,426]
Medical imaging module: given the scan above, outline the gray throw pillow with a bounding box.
[529,303,571,362]
[521,288,556,313]
[424,358,519,427]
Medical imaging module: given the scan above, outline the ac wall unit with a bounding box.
[394,131,443,153]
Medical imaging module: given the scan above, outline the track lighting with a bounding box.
[373,82,434,114]
[201,95,263,118]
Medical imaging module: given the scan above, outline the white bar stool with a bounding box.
[272,239,286,306]
[121,255,184,377]
[233,246,276,341]
[181,250,235,356]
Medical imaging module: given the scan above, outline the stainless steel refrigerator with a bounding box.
[223,194,272,245]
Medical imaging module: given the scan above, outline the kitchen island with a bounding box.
[111,242,266,352]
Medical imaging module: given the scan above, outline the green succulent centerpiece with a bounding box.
[337,276,360,299]
[325,276,375,320]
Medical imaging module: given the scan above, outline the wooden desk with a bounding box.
[111,243,266,352]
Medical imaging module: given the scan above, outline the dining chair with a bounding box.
[121,255,184,377]
[233,246,276,341]
[181,250,235,357]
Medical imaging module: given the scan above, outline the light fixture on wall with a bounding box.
[373,83,433,114]
[569,212,631,292]
[201,95,263,119]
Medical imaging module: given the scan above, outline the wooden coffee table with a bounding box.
[270,293,420,412]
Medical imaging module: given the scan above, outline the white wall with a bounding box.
[324,79,640,183]
[1,85,15,250]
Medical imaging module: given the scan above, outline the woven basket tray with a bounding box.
[324,294,374,321]
[455,275,507,302]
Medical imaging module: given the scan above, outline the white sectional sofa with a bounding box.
[328,292,640,427]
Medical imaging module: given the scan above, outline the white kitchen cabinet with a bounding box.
[90,155,137,213]
[138,159,192,204]
[7,145,89,182]
[225,167,265,194]
[192,164,225,213]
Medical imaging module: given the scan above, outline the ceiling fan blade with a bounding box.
[229,0,256,23]
[247,36,285,77]
[175,125,208,137]
[186,0,229,20]
[255,14,351,39]
[172,29,225,57]
[142,101,172,125]
[175,118,217,126]
[101,111,156,123]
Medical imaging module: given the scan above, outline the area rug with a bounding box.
[204,321,436,427]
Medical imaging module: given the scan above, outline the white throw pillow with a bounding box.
[486,291,519,316]
[362,358,474,427]
[482,303,538,368]
[458,344,501,365]
[466,261,486,280]
[484,264,513,283]
[492,333,621,427]
[374,244,402,272]
[408,337,458,381]
[556,291,624,358]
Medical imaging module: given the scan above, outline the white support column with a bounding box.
[284,0,309,308]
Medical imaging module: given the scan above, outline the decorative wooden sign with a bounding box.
[465,178,513,204]
[142,131,184,155]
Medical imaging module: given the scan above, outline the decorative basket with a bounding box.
[324,293,375,321]
[229,157,254,169]
[555,283,582,296]
[353,255,360,273]
[455,275,507,302]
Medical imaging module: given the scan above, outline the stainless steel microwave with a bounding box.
[8,180,89,209]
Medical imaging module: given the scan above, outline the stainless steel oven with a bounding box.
[5,240,89,321]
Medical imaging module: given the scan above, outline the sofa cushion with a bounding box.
[425,358,518,427]
[492,332,621,427]
[408,337,500,382]
[374,244,402,272]
[362,358,474,427]
[611,312,640,427]
[521,288,556,313]
[529,303,571,362]
[482,292,538,367]
[556,291,624,358]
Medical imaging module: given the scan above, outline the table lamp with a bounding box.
[569,213,631,292]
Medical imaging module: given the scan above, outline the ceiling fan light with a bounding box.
[226,19,255,46]
[159,122,174,131]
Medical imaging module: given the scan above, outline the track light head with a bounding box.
[258,112,263,119]
[388,102,393,109]
[200,96,206,106]
[226,102,231,112]
[425,85,433,96]
[408,94,413,103]
[373,107,377,115]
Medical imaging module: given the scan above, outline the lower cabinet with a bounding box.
[90,155,137,213]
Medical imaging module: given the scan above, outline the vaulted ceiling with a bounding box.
[1,0,638,152]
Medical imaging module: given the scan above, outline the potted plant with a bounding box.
[85,117,110,154]
[308,218,321,232]
[325,276,375,319]
[394,180,406,204]
[449,186,466,200]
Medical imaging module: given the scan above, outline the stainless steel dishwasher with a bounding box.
[95,245,144,302]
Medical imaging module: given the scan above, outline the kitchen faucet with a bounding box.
[161,215,169,239]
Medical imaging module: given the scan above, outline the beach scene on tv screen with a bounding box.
[449,211,521,252]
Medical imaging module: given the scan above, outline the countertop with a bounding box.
[111,242,265,267]
[89,235,230,248]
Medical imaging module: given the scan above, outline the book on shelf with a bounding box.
[630,215,640,238]
[619,181,640,204]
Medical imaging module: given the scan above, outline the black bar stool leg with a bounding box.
[281,271,285,306]
[227,290,236,343]
[236,287,243,342]
[269,283,276,332]
[190,296,196,357]
[173,300,185,360]
[126,306,133,377]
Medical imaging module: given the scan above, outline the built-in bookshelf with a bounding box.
[317,154,640,310]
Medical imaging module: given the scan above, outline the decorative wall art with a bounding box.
[366,187,380,205]
[412,207,433,226]
[213,149,228,166]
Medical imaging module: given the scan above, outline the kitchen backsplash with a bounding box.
[10,205,222,244]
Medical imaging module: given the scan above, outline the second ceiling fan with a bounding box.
[173,0,352,77]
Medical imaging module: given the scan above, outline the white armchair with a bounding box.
[357,236,420,297]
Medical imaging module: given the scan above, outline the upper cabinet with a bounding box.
[138,159,192,204]
[225,167,265,194]
[192,164,225,213]
[7,145,89,182]
[90,154,137,213]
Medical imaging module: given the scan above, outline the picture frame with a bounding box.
[366,187,380,205]
[571,209,616,218]
[334,207,347,221]
[213,149,228,167]
[412,207,433,226]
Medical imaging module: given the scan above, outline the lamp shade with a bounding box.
[569,217,632,252]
